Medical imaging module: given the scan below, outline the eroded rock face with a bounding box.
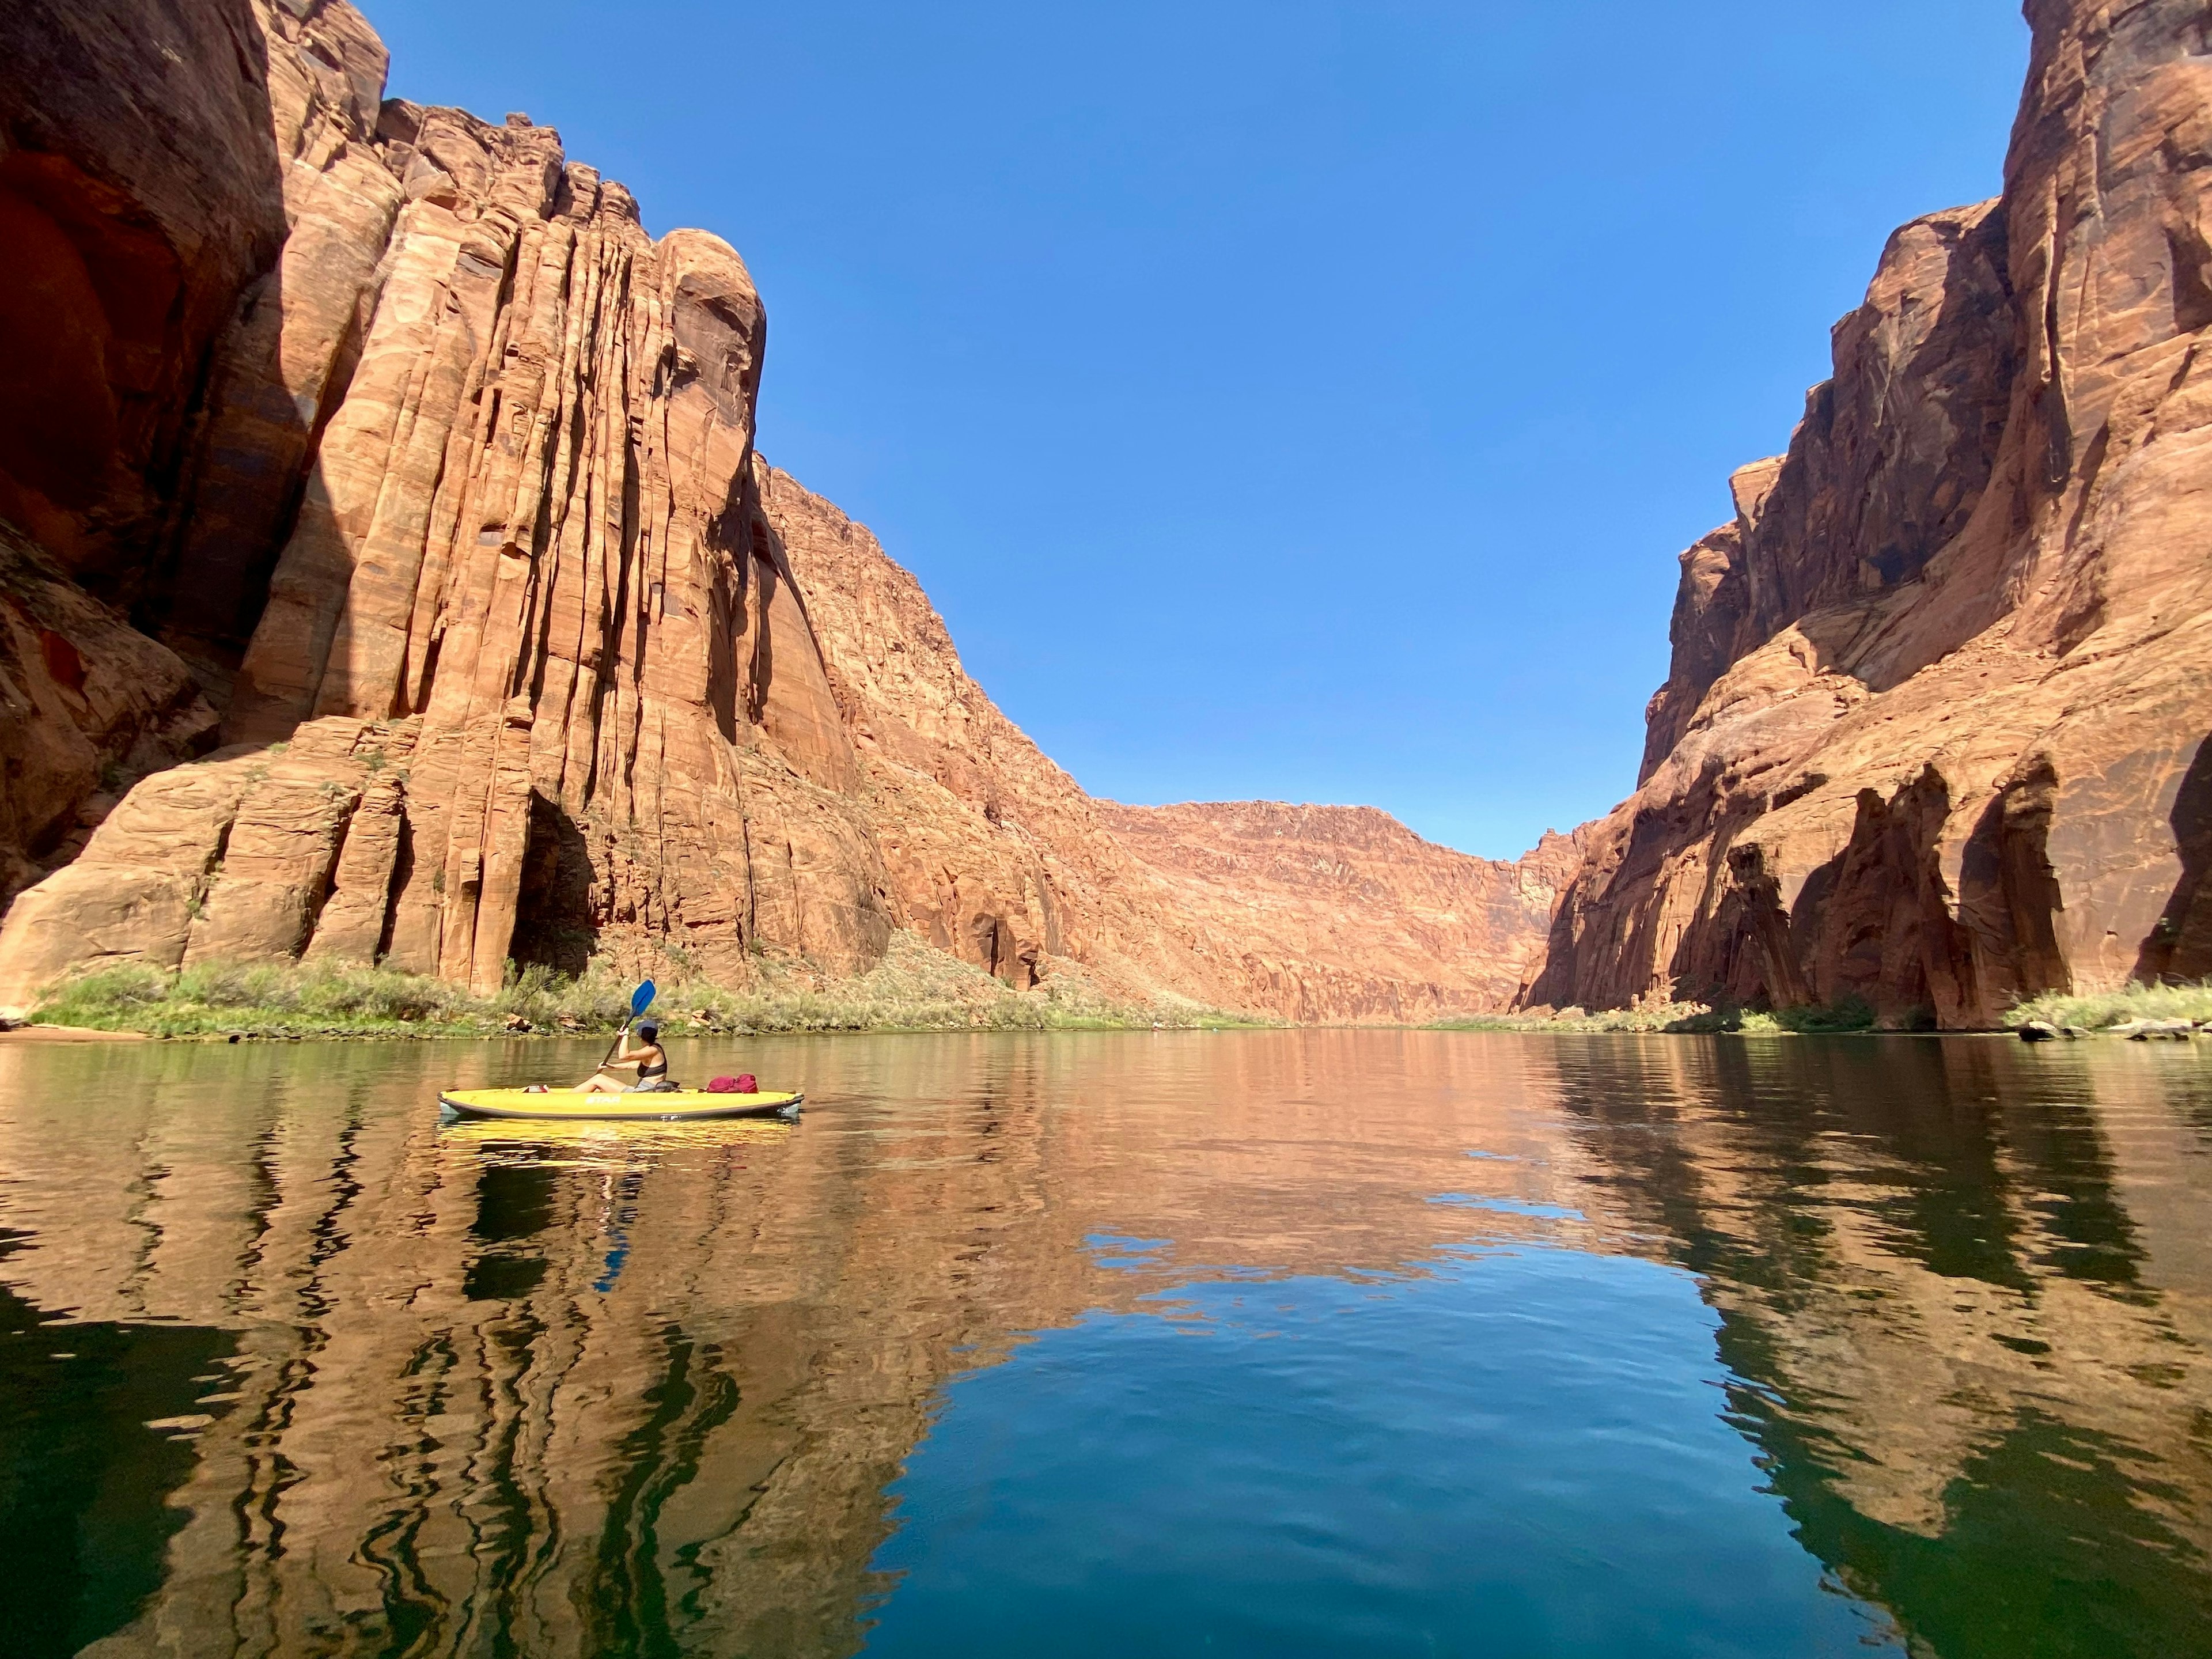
[0,0,318,591]
[0,525,217,908]
[1103,802,1587,1022]
[0,0,1571,1022]
[0,21,900,1005]
[0,0,897,1006]
[0,0,377,904]
[1529,0,2212,1027]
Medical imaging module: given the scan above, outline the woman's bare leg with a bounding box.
[573,1073,624,1094]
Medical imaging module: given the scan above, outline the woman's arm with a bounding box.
[596,1028,642,1073]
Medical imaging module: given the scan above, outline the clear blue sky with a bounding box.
[363,1,2028,858]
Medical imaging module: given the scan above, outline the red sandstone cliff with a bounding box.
[1527,0,2212,1027]
[0,0,891,1005]
[0,0,1565,1022]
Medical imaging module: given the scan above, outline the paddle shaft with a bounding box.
[595,982,657,1073]
[596,1024,630,1073]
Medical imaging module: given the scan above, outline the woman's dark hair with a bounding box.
[637,1021,660,1041]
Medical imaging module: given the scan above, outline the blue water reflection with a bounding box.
[868,1244,1897,1657]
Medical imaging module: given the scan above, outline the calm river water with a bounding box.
[0,1030,2207,1658]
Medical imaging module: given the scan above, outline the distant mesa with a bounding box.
[1101,802,1587,1024]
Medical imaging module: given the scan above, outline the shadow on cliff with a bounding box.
[2133,733,2212,984]
[705,472,804,745]
[0,0,318,915]
[1646,767,1961,1026]
[1955,757,2070,1012]
[0,0,305,684]
[511,791,599,978]
[1688,760,2082,1028]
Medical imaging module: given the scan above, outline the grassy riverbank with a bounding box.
[1437,996,1891,1035]
[35,945,2202,1043]
[1440,980,2212,1036]
[25,934,1254,1039]
[2002,980,2212,1032]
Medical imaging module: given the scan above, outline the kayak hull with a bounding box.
[439,1088,802,1123]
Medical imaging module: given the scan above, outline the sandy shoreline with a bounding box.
[0,1024,154,1043]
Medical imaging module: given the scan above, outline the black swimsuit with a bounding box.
[631,1054,675,1092]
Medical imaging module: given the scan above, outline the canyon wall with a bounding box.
[1528,0,2212,1027]
[0,0,906,1007]
[0,0,1564,1023]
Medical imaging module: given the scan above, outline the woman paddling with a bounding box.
[575,1021,677,1094]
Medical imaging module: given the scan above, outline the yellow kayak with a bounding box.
[438,1088,803,1123]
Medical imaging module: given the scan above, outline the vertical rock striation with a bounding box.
[0,0,907,1005]
[1529,0,2212,1027]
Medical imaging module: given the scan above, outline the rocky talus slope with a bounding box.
[1528,0,2212,1027]
[0,0,1563,1022]
[1103,802,1586,1021]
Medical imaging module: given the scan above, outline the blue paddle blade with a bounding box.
[630,980,657,1017]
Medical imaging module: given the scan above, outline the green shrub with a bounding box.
[1437,1000,1720,1035]
[1441,991,1883,1036]
[1777,995,1879,1033]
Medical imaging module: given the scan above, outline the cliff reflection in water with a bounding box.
[0,1031,2206,1657]
[1548,1038,2212,1655]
